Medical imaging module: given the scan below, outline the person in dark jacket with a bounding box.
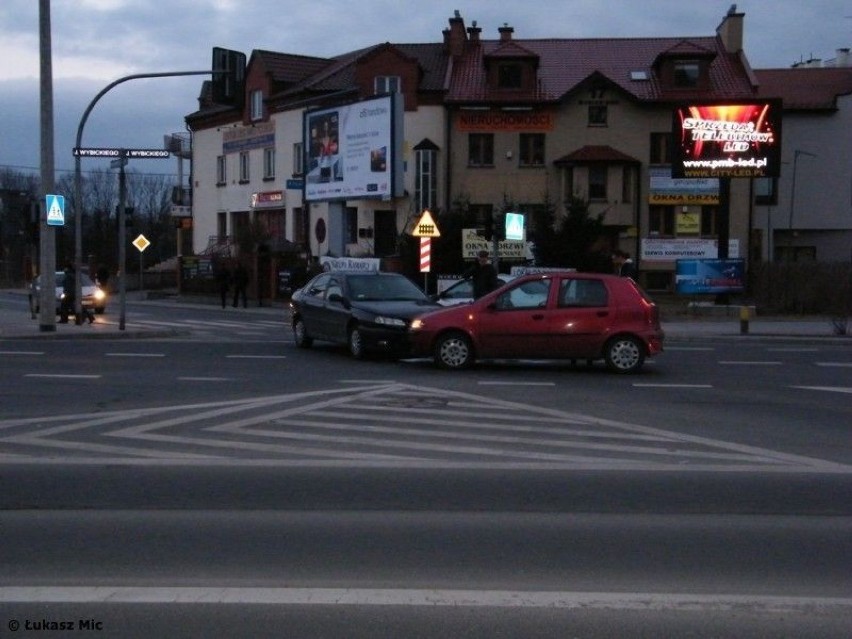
[215,260,231,309]
[464,250,500,299]
[59,264,93,324]
[612,250,636,279]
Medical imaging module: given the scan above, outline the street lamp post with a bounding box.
[787,149,817,259]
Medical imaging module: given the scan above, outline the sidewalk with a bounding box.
[1,288,848,341]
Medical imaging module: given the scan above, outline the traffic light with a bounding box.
[211,47,246,106]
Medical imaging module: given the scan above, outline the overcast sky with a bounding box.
[1,0,849,178]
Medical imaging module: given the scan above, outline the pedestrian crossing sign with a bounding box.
[46,194,65,226]
[505,212,524,241]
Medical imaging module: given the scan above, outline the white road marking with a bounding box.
[105,352,166,358]
[0,350,44,355]
[632,383,713,389]
[0,587,849,612]
[718,361,782,365]
[225,354,286,359]
[816,362,852,368]
[791,386,852,395]
[23,373,100,379]
[478,381,556,386]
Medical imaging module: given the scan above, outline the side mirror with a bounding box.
[327,292,350,308]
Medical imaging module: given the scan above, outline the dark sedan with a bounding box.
[290,271,441,359]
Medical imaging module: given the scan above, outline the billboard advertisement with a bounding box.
[675,258,745,294]
[671,101,782,179]
[304,94,402,202]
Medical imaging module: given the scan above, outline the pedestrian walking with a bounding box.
[215,259,231,309]
[232,261,249,308]
[59,263,94,324]
[612,250,636,279]
[464,250,500,299]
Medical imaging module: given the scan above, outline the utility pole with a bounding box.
[38,0,57,332]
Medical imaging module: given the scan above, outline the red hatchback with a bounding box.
[408,271,664,373]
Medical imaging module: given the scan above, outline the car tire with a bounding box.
[434,331,474,370]
[293,318,313,348]
[348,325,366,359]
[604,335,645,373]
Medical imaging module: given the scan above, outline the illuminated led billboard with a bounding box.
[303,94,403,202]
[671,101,782,179]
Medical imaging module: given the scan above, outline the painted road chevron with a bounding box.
[0,383,850,473]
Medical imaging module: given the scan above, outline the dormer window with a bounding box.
[374,75,401,95]
[673,60,701,87]
[498,63,523,89]
[250,89,264,121]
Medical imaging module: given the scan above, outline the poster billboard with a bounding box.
[304,94,403,202]
[671,101,782,178]
[675,258,746,294]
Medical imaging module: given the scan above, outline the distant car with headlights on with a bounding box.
[290,271,441,359]
[409,271,664,373]
[29,271,107,315]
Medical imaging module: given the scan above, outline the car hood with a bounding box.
[353,299,441,319]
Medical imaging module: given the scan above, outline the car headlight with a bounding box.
[373,316,406,328]
[409,318,425,331]
[93,289,106,301]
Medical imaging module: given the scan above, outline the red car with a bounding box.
[408,271,664,373]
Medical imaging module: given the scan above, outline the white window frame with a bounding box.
[250,89,264,121]
[263,147,275,180]
[239,151,250,182]
[415,149,437,212]
[216,155,226,184]
[374,75,400,95]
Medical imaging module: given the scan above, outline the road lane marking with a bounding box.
[105,352,166,357]
[816,362,852,368]
[0,351,44,355]
[718,361,782,365]
[632,383,713,388]
[225,354,286,359]
[478,381,556,386]
[1,587,850,611]
[791,386,852,395]
[23,374,100,379]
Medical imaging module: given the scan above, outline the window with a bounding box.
[588,105,608,126]
[293,207,307,246]
[217,212,227,240]
[701,207,718,236]
[673,60,700,88]
[497,63,523,89]
[263,147,275,180]
[650,133,671,164]
[496,279,551,310]
[468,134,494,167]
[293,142,303,176]
[755,177,778,205]
[559,279,608,308]
[345,207,358,244]
[239,151,250,183]
[216,155,226,185]
[519,134,545,166]
[415,149,437,211]
[250,89,263,121]
[374,76,400,94]
[588,165,607,200]
[621,166,634,203]
[648,206,675,236]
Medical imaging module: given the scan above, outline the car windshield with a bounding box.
[347,274,427,301]
[53,273,96,287]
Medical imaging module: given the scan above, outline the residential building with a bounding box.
[753,57,852,262]
[188,8,840,294]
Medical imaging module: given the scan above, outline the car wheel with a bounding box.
[604,335,645,373]
[348,325,366,359]
[293,318,313,348]
[434,332,474,370]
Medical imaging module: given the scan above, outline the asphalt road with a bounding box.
[1,297,851,637]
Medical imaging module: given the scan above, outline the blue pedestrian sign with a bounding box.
[505,212,525,241]
[46,194,65,226]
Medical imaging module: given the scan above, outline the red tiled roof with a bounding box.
[755,67,852,110]
[554,145,641,165]
[447,36,756,104]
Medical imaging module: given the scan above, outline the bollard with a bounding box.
[739,306,750,334]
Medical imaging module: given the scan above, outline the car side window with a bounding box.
[325,278,343,301]
[306,274,330,298]
[495,279,551,310]
[559,279,608,307]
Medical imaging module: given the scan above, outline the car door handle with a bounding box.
[532,314,544,320]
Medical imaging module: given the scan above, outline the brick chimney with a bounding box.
[499,23,514,43]
[716,5,744,53]
[467,20,481,45]
[443,10,467,57]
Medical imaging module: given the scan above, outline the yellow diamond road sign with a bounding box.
[132,234,151,252]
[411,210,440,237]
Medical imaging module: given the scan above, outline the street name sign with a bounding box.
[73,148,171,159]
